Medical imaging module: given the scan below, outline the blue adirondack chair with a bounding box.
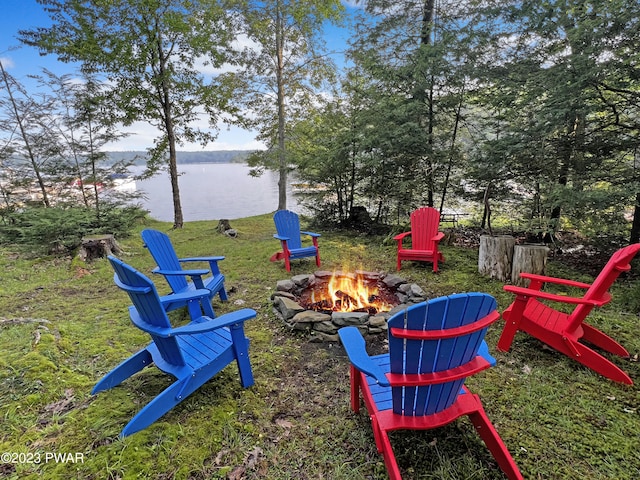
[92,256,255,437]
[338,293,523,480]
[270,209,321,271]
[141,229,227,319]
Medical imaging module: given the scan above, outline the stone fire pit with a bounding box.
[271,270,428,342]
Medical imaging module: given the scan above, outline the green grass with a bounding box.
[1,213,639,479]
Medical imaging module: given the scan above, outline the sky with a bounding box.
[0,0,358,152]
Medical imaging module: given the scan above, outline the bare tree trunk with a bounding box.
[439,89,464,214]
[631,193,640,244]
[157,36,184,228]
[276,0,287,211]
[421,0,436,208]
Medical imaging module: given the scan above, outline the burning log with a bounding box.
[335,290,358,305]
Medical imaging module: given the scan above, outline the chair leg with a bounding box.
[120,377,192,437]
[92,349,152,394]
[497,298,527,352]
[378,427,402,480]
[565,340,633,385]
[187,297,216,319]
[580,323,629,357]
[230,325,254,388]
[468,406,524,480]
[350,365,361,413]
[217,286,229,302]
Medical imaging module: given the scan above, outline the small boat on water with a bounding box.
[109,173,136,192]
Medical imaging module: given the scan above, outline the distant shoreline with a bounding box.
[107,150,254,166]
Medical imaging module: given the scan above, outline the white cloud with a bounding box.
[104,121,263,152]
[0,56,15,69]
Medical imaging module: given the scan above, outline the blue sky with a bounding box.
[0,0,357,151]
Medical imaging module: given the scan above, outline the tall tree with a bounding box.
[0,59,59,208]
[472,0,640,242]
[21,0,237,228]
[222,0,344,210]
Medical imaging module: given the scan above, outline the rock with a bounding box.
[382,274,406,288]
[313,270,334,280]
[273,296,305,320]
[291,274,312,288]
[310,332,340,343]
[276,279,295,292]
[312,321,339,334]
[292,310,332,324]
[410,283,426,297]
[271,291,297,301]
[368,315,387,328]
[331,311,370,326]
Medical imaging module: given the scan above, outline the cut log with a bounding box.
[511,244,550,286]
[478,235,515,282]
[78,234,123,262]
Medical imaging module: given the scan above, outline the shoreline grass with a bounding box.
[1,214,639,479]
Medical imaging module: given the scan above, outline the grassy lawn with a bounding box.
[1,213,638,479]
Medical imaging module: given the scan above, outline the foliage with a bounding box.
[0,215,638,479]
[21,0,239,228]
[465,0,640,241]
[221,0,345,211]
[0,204,147,254]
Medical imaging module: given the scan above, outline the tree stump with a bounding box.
[77,234,123,262]
[511,244,550,286]
[478,235,515,282]
[217,219,237,238]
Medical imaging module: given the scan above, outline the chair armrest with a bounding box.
[393,231,411,241]
[158,288,212,308]
[338,327,390,387]
[179,257,224,276]
[179,256,225,263]
[301,231,321,238]
[503,285,610,306]
[274,234,290,241]
[152,267,210,277]
[519,272,592,289]
[171,308,257,336]
[433,232,445,242]
[477,340,496,366]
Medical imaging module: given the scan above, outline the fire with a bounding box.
[309,271,395,313]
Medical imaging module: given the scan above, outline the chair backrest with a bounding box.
[141,229,189,294]
[108,256,185,366]
[387,293,498,416]
[568,243,640,330]
[274,210,302,250]
[409,207,441,251]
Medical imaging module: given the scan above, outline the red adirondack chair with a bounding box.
[339,293,523,480]
[394,207,445,272]
[498,243,640,385]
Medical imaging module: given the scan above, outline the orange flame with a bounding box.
[311,271,394,313]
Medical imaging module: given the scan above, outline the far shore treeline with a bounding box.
[107,150,252,166]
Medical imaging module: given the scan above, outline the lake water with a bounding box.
[131,163,300,222]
